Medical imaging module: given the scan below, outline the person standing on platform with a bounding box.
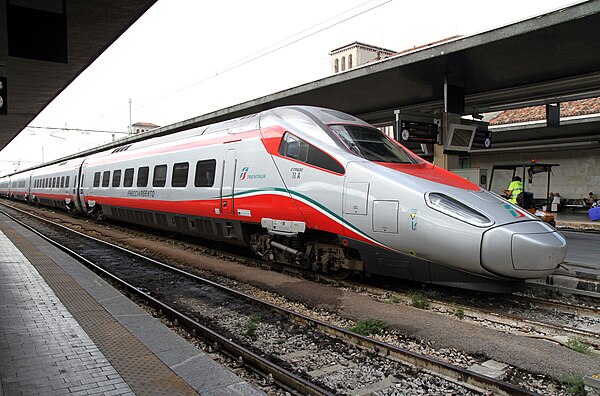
[503,176,523,205]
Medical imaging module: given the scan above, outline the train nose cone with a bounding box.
[481,221,567,279]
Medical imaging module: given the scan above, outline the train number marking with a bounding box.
[237,209,251,217]
[291,167,303,180]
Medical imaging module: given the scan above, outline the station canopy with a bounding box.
[1,1,600,160]
[0,0,157,150]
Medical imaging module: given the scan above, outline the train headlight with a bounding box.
[425,193,493,227]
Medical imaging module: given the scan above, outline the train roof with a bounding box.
[4,106,371,176]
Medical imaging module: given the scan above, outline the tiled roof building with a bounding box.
[489,97,600,125]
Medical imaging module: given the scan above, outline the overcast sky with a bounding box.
[0,0,580,175]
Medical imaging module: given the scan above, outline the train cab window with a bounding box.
[124,168,134,187]
[102,171,110,187]
[171,162,189,187]
[65,176,70,188]
[278,132,344,175]
[329,124,421,164]
[112,170,121,187]
[137,167,149,187]
[93,172,101,187]
[153,165,167,187]
[60,176,65,188]
[194,160,216,187]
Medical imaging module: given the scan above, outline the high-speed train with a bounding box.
[0,106,567,291]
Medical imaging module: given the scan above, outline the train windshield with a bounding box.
[329,124,422,164]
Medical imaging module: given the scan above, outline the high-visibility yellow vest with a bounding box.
[508,180,523,204]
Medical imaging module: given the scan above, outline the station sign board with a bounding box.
[399,121,438,143]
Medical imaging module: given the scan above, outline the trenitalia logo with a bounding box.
[239,167,266,180]
[239,167,249,180]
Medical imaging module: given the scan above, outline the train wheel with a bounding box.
[330,268,353,280]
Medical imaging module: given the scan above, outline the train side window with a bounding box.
[153,165,167,187]
[137,166,149,187]
[124,168,134,187]
[278,132,344,175]
[93,172,101,187]
[171,162,189,187]
[65,176,70,188]
[52,177,56,188]
[102,171,110,187]
[112,170,121,187]
[194,159,216,187]
[60,176,65,188]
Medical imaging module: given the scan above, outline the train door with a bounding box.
[77,165,86,212]
[73,171,83,213]
[220,149,236,215]
[342,162,373,236]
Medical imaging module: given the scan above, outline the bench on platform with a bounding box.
[563,198,587,211]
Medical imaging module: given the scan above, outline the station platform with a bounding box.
[0,214,265,396]
[555,210,600,232]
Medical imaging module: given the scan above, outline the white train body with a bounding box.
[1,106,567,291]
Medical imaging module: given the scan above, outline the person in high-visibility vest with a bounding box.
[502,176,523,205]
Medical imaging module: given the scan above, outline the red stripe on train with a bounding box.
[85,193,378,247]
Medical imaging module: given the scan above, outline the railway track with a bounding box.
[16,201,600,352]
[0,205,539,396]
[348,283,600,351]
